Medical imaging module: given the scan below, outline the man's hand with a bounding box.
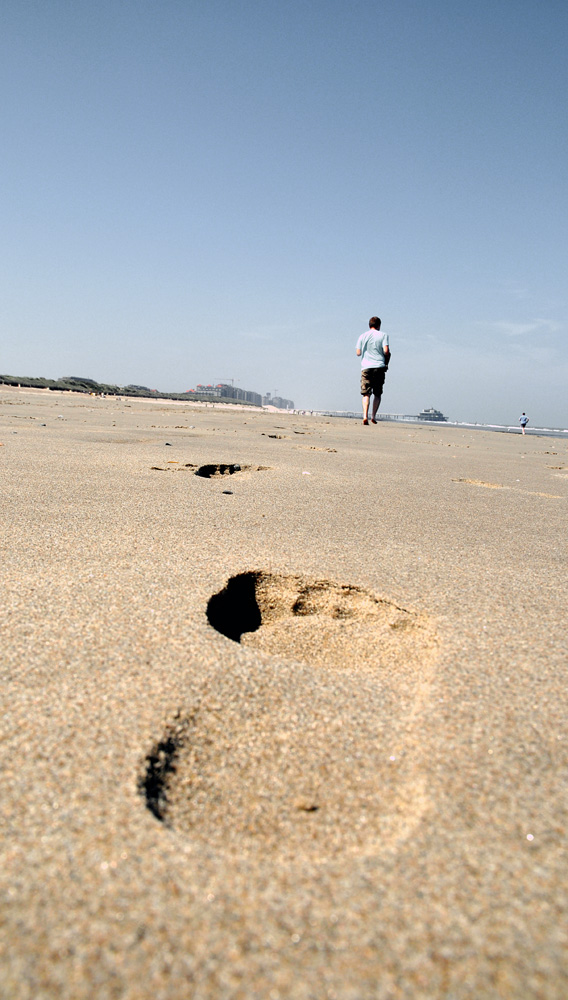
[356,348,361,356]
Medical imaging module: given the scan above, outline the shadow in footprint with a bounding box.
[206,572,262,641]
[195,463,241,478]
[195,464,271,479]
[139,718,189,820]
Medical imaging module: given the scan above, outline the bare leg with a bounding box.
[371,394,381,422]
[362,395,370,423]
[521,426,525,435]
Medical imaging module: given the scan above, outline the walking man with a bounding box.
[356,317,390,424]
[519,412,529,435]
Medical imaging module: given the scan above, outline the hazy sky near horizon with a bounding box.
[1,0,566,424]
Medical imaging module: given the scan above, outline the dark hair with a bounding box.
[369,317,381,330]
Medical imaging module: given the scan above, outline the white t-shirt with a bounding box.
[356,330,389,370]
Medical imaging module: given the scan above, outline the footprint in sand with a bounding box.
[150,463,270,476]
[139,572,439,859]
[300,445,337,453]
[195,463,270,478]
[151,463,197,472]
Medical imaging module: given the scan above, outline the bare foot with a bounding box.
[363,418,369,425]
[371,418,377,424]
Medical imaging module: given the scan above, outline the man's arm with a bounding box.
[356,347,361,356]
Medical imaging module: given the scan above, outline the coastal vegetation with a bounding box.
[0,373,261,405]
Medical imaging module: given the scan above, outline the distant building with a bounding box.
[262,392,294,410]
[187,383,262,406]
[418,407,447,422]
[186,382,295,408]
[192,383,223,397]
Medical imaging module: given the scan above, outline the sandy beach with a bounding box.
[1,386,567,999]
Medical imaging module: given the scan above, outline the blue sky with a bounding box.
[1,0,566,424]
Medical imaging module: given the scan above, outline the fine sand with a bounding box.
[1,387,567,999]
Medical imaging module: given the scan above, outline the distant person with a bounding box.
[519,412,529,435]
[356,317,390,425]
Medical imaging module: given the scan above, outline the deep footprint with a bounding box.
[195,463,270,478]
[206,571,433,672]
[138,573,439,859]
